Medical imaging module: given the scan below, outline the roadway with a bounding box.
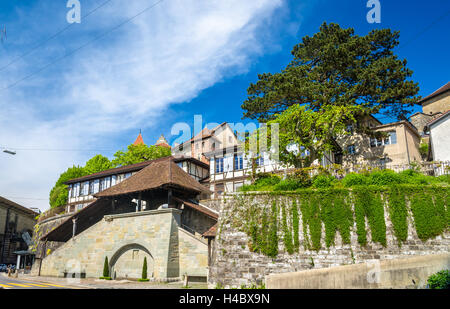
[0,274,74,289]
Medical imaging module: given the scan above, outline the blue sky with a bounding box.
[0,0,449,210]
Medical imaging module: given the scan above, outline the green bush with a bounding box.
[312,175,335,188]
[367,169,402,186]
[436,174,450,184]
[102,256,109,278]
[141,257,148,281]
[274,179,302,191]
[342,173,367,187]
[427,270,450,289]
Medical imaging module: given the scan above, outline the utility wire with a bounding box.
[0,146,116,152]
[398,8,450,50]
[0,0,114,73]
[1,0,165,92]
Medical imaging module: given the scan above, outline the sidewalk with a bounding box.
[5,273,208,289]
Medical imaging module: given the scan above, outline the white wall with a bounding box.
[430,116,450,161]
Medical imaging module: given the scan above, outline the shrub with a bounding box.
[436,174,450,184]
[312,175,335,188]
[141,257,148,281]
[102,256,110,278]
[427,270,450,289]
[342,173,367,187]
[274,179,301,191]
[367,169,402,186]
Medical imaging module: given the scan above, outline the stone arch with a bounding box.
[109,243,154,280]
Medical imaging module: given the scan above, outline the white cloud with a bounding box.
[0,0,285,210]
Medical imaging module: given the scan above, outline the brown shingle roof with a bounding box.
[202,224,217,238]
[0,196,39,216]
[419,82,450,103]
[172,197,218,220]
[94,157,211,198]
[425,110,450,129]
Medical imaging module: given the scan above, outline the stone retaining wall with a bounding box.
[208,193,450,288]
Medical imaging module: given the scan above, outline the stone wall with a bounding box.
[34,209,208,280]
[208,193,450,288]
[30,213,72,261]
[266,253,450,289]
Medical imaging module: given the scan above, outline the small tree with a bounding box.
[142,257,147,280]
[101,256,110,279]
[139,257,150,282]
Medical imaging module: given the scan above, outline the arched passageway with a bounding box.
[109,243,154,280]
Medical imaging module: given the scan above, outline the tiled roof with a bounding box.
[425,110,450,128]
[419,82,450,103]
[202,224,217,237]
[0,196,39,216]
[133,133,145,146]
[94,157,211,197]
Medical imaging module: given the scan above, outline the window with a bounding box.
[347,145,356,155]
[390,132,397,144]
[346,124,355,135]
[370,131,397,148]
[256,156,264,167]
[100,178,106,191]
[215,158,224,173]
[229,136,232,144]
[89,181,95,194]
[234,154,243,170]
[80,182,87,196]
[70,185,75,198]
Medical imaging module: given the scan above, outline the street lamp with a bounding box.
[3,150,16,155]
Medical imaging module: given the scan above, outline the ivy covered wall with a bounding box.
[209,185,449,288]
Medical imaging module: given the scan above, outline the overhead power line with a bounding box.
[0,0,114,73]
[398,8,450,50]
[0,146,116,152]
[1,0,165,93]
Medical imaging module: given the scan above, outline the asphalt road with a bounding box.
[0,274,73,289]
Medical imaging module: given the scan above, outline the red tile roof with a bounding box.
[202,223,217,237]
[419,82,450,104]
[133,133,145,146]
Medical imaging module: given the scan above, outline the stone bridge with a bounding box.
[33,209,208,280]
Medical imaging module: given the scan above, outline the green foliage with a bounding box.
[353,187,387,246]
[49,165,86,209]
[282,204,294,254]
[313,175,335,188]
[242,22,419,167]
[112,144,171,167]
[419,143,429,159]
[142,257,148,280]
[232,185,448,258]
[291,200,300,252]
[299,193,322,251]
[368,170,403,186]
[84,155,113,175]
[410,187,447,241]
[387,185,408,244]
[342,173,367,187]
[267,201,279,257]
[427,270,450,289]
[102,256,110,278]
